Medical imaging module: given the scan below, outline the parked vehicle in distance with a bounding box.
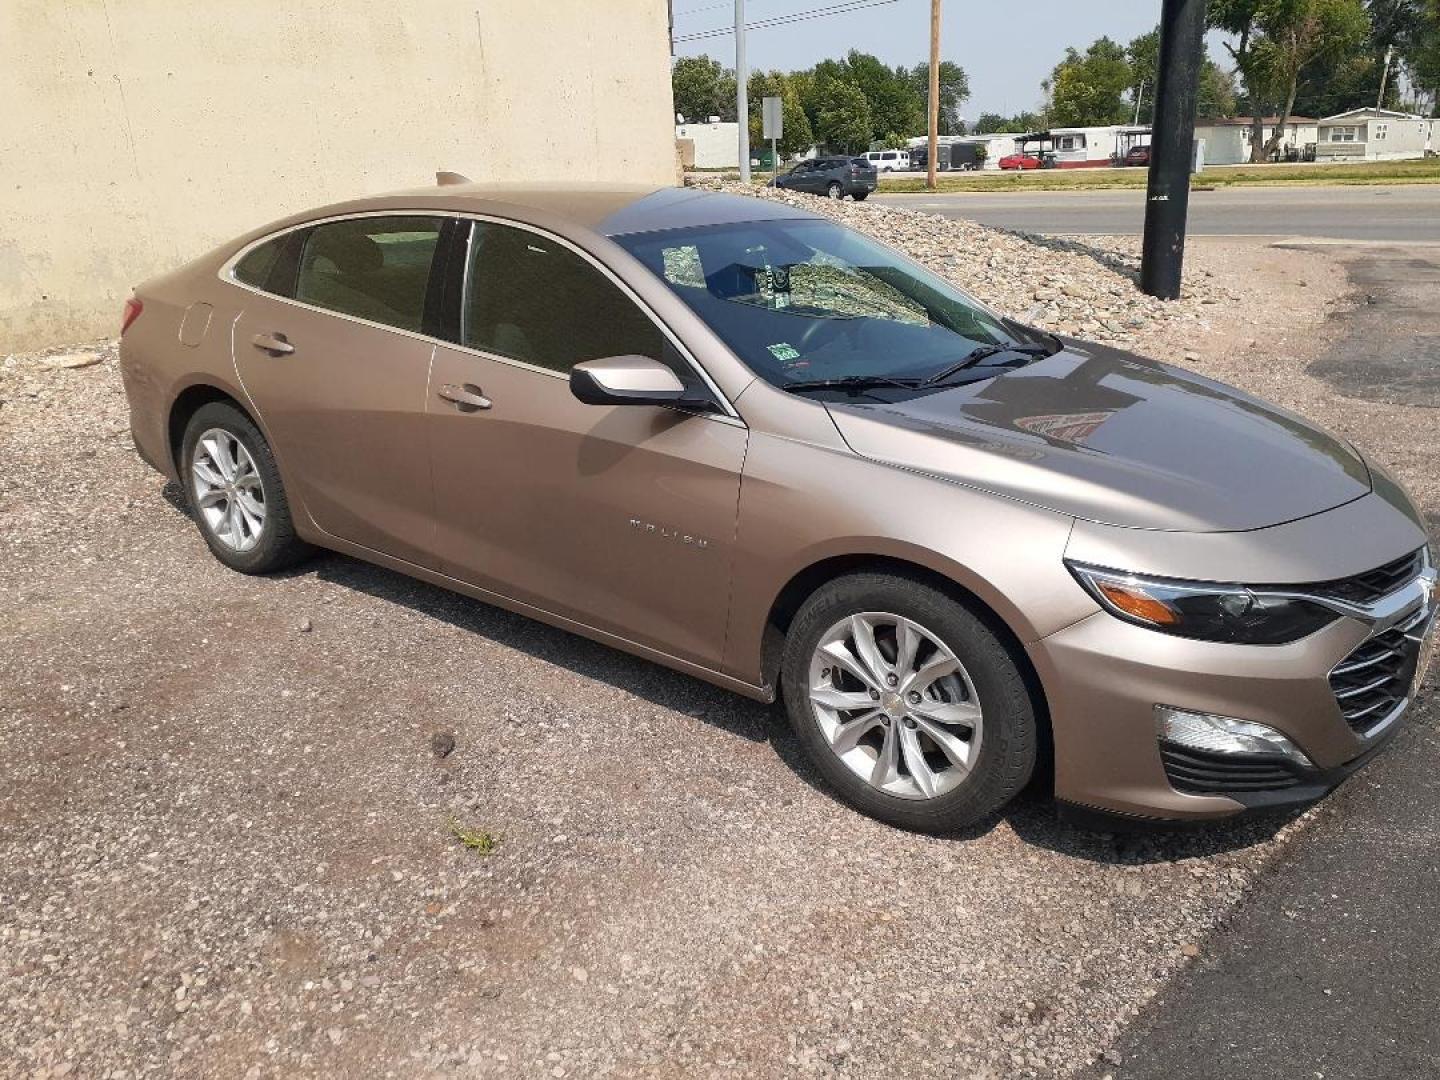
[770,156,878,200]
[119,182,1437,834]
[908,142,982,172]
[1124,144,1151,167]
[998,151,1043,170]
[864,149,909,172]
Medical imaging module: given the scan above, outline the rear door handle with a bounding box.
[438,383,492,411]
[251,332,294,356]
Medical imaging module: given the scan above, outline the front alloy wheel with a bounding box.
[809,613,982,800]
[781,572,1037,833]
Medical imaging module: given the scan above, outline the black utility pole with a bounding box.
[1140,0,1208,299]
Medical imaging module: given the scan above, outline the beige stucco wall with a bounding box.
[0,0,678,349]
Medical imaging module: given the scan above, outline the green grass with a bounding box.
[878,157,1440,193]
[447,816,500,855]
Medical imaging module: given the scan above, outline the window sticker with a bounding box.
[767,342,801,363]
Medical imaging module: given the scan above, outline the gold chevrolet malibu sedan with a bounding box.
[118,182,1437,832]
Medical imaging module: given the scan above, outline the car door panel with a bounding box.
[229,214,447,566]
[233,300,439,565]
[421,218,748,669]
[426,347,746,668]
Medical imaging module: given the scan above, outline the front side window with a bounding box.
[461,222,666,374]
[292,216,444,333]
[615,217,1030,390]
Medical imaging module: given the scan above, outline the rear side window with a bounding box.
[461,221,665,374]
[292,216,444,333]
[233,238,284,291]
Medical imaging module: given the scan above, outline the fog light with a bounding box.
[1154,706,1313,768]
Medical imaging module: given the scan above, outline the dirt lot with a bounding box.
[1,227,1435,1080]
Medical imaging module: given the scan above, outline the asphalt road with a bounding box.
[874,184,1440,242]
[1093,708,1440,1080]
[1088,242,1440,1080]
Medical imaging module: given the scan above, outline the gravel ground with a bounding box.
[2,196,1435,1080]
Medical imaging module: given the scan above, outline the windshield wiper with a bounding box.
[920,343,1055,387]
[782,374,924,395]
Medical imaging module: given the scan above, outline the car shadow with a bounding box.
[160,478,1304,865]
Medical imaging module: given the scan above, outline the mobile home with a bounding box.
[1193,116,1318,165]
[1316,108,1435,162]
[1047,126,1150,167]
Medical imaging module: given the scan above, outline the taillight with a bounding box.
[121,297,143,336]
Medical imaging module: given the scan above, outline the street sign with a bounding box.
[762,96,783,141]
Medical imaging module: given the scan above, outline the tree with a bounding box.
[1210,0,1274,156]
[1045,37,1135,126]
[1211,0,1371,160]
[1127,27,1161,119]
[1293,0,1436,117]
[812,73,874,152]
[671,56,736,123]
[907,60,971,135]
[840,51,926,145]
[1198,58,1241,116]
[1253,0,1371,156]
[746,71,814,157]
[1127,25,1237,120]
[1411,1,1440,112]
[973,111,1041,133]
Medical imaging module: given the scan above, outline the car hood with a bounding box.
[825,340,1372,532]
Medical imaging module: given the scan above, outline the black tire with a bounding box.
[180,401,314,574]
[852,191,869,202]
[780,572,1037,833]
[826,181,844,200]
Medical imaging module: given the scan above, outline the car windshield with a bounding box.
[615,217,1041,389]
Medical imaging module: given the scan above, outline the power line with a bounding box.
[672,0,900,44]
[672,0,770,19]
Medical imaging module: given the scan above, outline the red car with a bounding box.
[1124,144,1151,167]
[998,151,1042,170]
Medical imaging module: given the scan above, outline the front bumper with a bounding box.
[1027,595,1434,823]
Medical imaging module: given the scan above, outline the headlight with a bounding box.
[1067,562,1338,645]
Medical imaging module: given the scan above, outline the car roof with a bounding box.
[253,183,817,241]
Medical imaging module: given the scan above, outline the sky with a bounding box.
[671,0,1234,120]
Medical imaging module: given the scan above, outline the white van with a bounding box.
[864,149,909,172]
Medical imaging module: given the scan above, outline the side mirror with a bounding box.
[570,355,708,409]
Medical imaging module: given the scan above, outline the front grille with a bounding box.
[1300,548,1425,607]
[1160,743,1304,794]
[1329,609,1427,735]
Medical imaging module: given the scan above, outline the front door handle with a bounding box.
[251,332,294,356]
[438,383,492,411]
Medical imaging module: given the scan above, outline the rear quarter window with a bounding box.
[232,238,285,291]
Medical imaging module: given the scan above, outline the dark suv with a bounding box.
[770,156,878,200]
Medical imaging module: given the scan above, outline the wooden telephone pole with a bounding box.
[927,0,941,190]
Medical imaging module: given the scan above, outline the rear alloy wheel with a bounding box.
[781,572,1037,833]
[827,181,844,199]
[191,427,266,554]
[181,401,313,574]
